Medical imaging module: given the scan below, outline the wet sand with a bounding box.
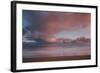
[23,55,90,62]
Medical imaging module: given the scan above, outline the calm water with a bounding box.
[23,45,90,58]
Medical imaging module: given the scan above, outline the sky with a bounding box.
[22,10,91,39]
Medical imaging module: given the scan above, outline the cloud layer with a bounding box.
[23,10,91,39]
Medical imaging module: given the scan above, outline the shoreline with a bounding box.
[23,55,90,63]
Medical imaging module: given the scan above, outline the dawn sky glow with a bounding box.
[23,10,91,39]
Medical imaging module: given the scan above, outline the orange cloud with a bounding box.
[40,12,91,35]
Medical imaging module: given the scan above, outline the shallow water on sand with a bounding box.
[23,46,90,59]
